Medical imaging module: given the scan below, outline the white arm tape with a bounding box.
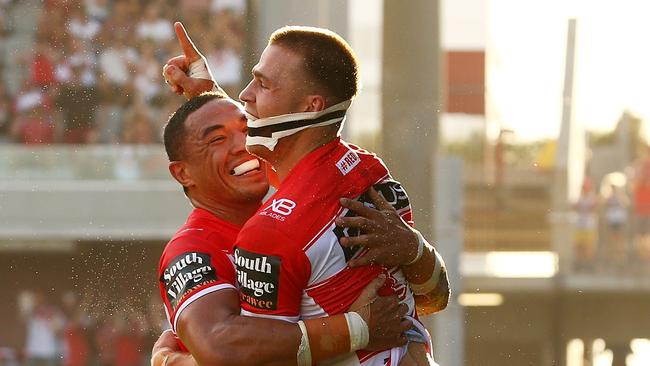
[188,58,213,80]
[345,312,369,352]
[297,320,312,366]
[405,230,425,265]
[410,246,445,295]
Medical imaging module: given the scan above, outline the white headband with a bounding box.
[245,100,352,151]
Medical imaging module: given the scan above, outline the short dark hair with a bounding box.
[269,26,359,104]
[163,92,227,161]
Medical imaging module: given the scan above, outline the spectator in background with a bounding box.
[98,31,137,88]
[37,2,68,52]
[601,179,630,271]
[133,41,162,104]
[101,0,136,39]
[211,0,246,16]
[179,0,210,18]
[56,39,99,143]
[633,146,650,264]
[0,83,12,143]
[84,0,110,22]
[19,291,64,366]
[136,3,174,45]
[3,0,247,146]
[28,36,58,89]
[120,103,156,144]
[113,311,147,366]
[204,36,242,97]
[61,292,90,366]
[94,313,116,366]
[95,77,130,143]
[66,4,101,45]
[573,178,598,271]
[11,86,56,144]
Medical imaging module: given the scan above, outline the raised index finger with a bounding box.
[174,21,201,62]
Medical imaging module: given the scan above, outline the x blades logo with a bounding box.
[259,198,296,221]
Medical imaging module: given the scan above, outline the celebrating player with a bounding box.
[154,93,415,366]
[160,23,449,365]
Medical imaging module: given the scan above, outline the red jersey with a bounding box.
[158,208,239,334]
[234,138,430,365]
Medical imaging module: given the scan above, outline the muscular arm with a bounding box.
[177,288,300,366]
[158,278,407,366]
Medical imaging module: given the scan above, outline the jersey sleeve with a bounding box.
[233,224,311,322]
[158,237,237,333]
[374,179,414,227]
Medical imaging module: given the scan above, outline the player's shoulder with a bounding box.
[160,226,234,271]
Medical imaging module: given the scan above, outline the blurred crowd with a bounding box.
[573,148,650,273]
[0,0,246,145]
[0,290,166,366]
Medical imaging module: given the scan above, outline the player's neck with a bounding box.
[190,196,261,227]
[270,126,339,181]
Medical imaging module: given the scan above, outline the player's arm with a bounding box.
[336,188,450,315]
[162,22,228,99]
[155,277,409,366]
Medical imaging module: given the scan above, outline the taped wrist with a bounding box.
[405,229,425,265]
[297,320,312,366]
[344,312,370,351]
[187,58,213,80]
[300,311,370,364]
[410,247,444,295]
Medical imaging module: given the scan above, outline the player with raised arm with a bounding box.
[161,23,450,365]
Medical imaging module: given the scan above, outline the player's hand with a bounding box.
[348,275,411,351]
[151,330,186,366]
[336,187,420,267]
[162,22,216,99]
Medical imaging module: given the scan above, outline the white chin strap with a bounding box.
[245,100,352,151]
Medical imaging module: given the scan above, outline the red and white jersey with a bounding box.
[234,138,430,365]
[158,208,239,336]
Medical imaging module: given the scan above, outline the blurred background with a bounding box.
[1,0,649,365]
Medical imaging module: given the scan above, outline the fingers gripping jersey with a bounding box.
[234,138,431,365]
[158,208,239,335]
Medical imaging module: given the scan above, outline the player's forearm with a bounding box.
[181,313,300,366]
[182,313,361,366]
[402,234,450,314]
[414,265,450,315]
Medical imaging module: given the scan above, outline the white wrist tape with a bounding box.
[296,320,312,366]
[345,312,369,352]
[410,247,445,295]
[188,58,213,80]
[406,230,426,265]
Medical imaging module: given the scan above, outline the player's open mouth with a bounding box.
[231,159,261,176]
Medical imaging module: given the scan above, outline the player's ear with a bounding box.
[303,94,326,112]
[169,161,194,189]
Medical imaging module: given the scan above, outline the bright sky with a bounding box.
[347,0,650,143]
[487,0,650,141]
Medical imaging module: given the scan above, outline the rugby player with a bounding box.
[154,93,415,366]
[161,23,449,365]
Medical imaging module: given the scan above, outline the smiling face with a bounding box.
[171,98,269,208]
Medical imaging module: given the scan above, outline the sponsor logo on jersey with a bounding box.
[234,247,281,310]
[161,252,217,311]
[336,150,361,176]
[259,198,296,221]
